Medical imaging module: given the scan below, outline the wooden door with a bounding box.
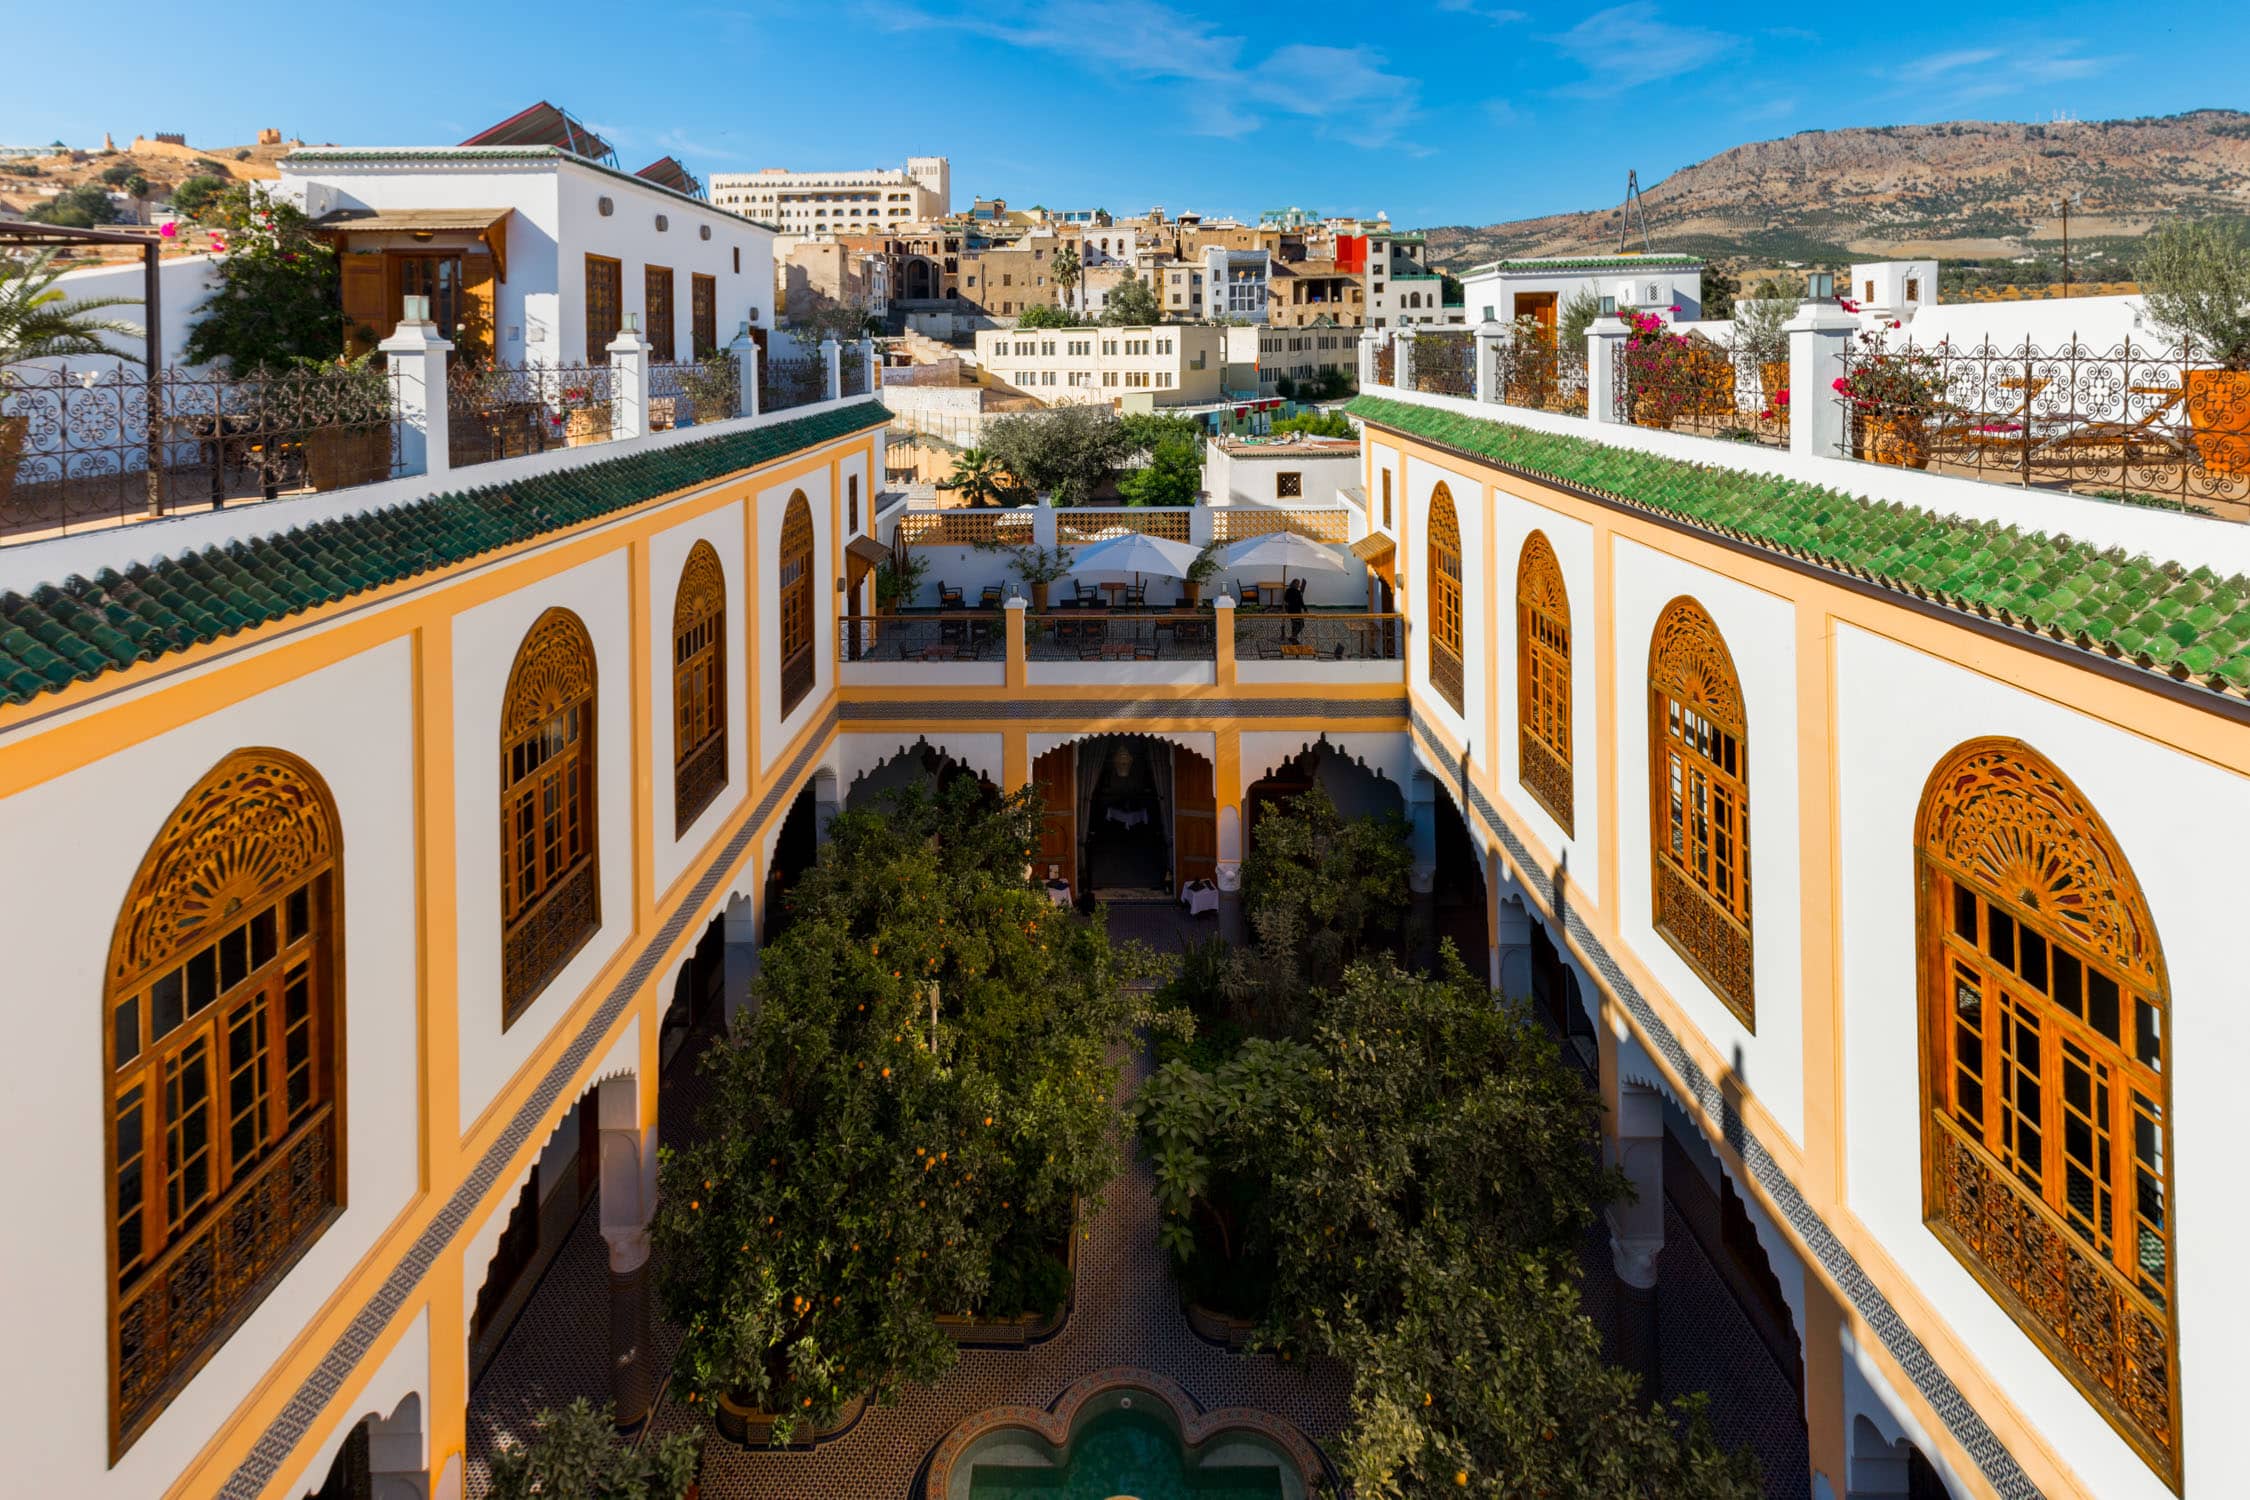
[339,255,389,353]
[1032,745,1076,892]
[461,253,497,363]
[1514,291,1558,334]
[1173,747,1216,888]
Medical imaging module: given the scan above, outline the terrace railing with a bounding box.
[1210,507,1351,543]
[1235,611,1403,661]
[1055,507,1191,544]
[762,354,827,414]
[2,361,404,545]
[1412,331,1475,399]
[649,353,742,429]
[1025,611,1216,661]
[1833,334,2248,513]
[1494,334,1588,417]
[839,612,1003,662]
[1613,328,1789,448]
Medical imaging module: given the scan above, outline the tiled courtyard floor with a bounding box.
[466,931,1808,1497]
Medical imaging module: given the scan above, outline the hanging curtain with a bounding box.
[1151,741,1175,886]
[1076,736,1103,882]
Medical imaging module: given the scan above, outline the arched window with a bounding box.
[501,609,600,1024]
[106,750,342,1457]
[1426,482,1464,716]
[1917,740,2177,1485]
[1516,531,1572,833]
[672,541,728,834]
[1647,597,1752,1023]
[777,491,816,719]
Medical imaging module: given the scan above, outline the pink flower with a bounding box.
[1668,305,1681,314]
[1889,319,1901,330]
[1772,390,1790,406]
[158,220,177,239]
[209,234,228,252]
[1832,377,1851,393]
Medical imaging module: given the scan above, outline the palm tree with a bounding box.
[936,447,1013,507]
[0,249,144,367]
[1051,243,1081,317]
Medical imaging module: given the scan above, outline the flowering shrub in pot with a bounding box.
[2138,220,2250,476]
[1834,326,1944,469]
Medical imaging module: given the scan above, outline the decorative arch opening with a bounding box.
[845,739,998,812]
[1915,738,2178,1487]
[1244,739,1405,857]
[501,608,600,1026]
[1031,734,1216,902]
[764,780,822,945]
[1425,482,1465,716]
[777,491,817,719]
[1516,530,1572,833]
[1646,596,1752,1025]
[672,541,728,836]
[106,749,344,1459]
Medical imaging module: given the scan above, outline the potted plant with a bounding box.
[1733,286,1795,402]
[487,1398,704,1500]
[680,350,740,424]
[983,540,1073,610]
[296,354,394,492]
[561,383,612,446]
[1183,540,1221,607]
[1,248,144,510]
[1833,327,1945,469]
[1617,309,1714,429]
[2137,220,2250,477]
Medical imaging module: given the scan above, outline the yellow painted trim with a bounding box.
[420,1255,466,1500]
[1797,599,1846,1205]
[1481,480,1501,773]
[629,537,656,930]
[412,622,460,1189]
[1002,728,1029,792]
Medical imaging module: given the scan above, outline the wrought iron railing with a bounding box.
[840,343,873,398]
[1493,335,1589,417]
[1374,340,1396,389]
[838,612,1002,661]
[1026,611,1216,661]
[444,361,616,470]
[1613,329,1789,448]
[1833,334,2248,514]
[1412,332,1475,398]
[3,362,402,545]
[762,355,827,413]
[115,1105,336,1446]
[1235,611,1403,661]
[650,353,742,428]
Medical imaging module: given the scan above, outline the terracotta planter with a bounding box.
[565,407,611,447]
[713,1388,866,1449]
[2183,368,2250,478]
[1030,579,1050,610]
[1858,416,1931,470]
[304,425,392,492]
[1760,361,1790,400]
[0,412,25,510]
[1182,578,1203,607]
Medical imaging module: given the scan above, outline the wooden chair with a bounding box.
[1238,583,1262,608]
[979,584,1004,607]
[937,582,964,610]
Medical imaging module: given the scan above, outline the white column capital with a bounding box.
[602,1225,652,1276]
[1609,1226,1663,1290]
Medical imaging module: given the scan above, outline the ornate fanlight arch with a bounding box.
[673,541,728,834]
[1914,737,2178,1486]
[778,491,816,718]
[1646,596,1752,1022]
[1515,530,1572,832]
[1425,481,1465,716]
[500,607,601,1022]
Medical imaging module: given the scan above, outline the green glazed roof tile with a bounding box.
[0,404,887,710]
[1348,393,2250,698]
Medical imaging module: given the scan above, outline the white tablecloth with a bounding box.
[1179,880,1218,916]
[1044,880,1074,907]
[1105,806,1149,830]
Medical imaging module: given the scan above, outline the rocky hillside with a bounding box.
[1422,110,2250,269]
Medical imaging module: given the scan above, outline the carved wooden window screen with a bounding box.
[1426,482,1465,715]
[1917,739,2178,1486]
[778,492,816,718]
[1515,530,1572,833]
[691,274,719,359]
[585,254,622,360]
[673,542,728,834]
[1647,597,1753,1023]
[644,264,676,363]
[500,609,600,1023]
[105,750,342,1458]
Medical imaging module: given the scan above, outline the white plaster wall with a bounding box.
[48,253,225,367]
[649,506,752,898]
[1833,624,2248,1500]
[0,643,419,1497]
[1610,537,1805,1149]
[554,162,773,363]
[1213,452,1359,507]
[451,553,635,1130]
[1403,455,1488,758]
[276,1307,430,1497]
[839,732,1004,800]
[757,466,835,773]
[1484,484,1602,905]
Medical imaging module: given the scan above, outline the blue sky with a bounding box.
[6,2,2242,228]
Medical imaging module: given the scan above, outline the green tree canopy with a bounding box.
[1014,303,1088,330]
[181,185,342,369]
[1238,784,1412,1004]
[1101,274,1163,326]
[2138,219,2250,367]
[1115,436,1203,506]
[1,249,143,366]
[1271,409,1354,439]
[170,174,226,220]
[936,446,1020,507]
[488,1399,701,1500]
[983,404,1132,503]
[26,182,120,228]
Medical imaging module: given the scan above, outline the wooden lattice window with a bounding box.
[1647,597,1753,1023]
[500,609,601,1023]
[778,492,816,719]
[585,255,622,360]
[645,264,676,363]
[1516,531,1572,833]
[106,750,343,1459]
[673,542,728,834]
[1917,740,2178,1487]
[1426,481,1465,715]
[691,274,717,359]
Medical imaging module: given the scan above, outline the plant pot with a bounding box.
[304,424,392,492]
[1030,579,1049,610]
[1182,579,1203,607]
[713,1388,866,1449]
[565,406,611,447]
[2183,368,2250,478]
[1858,416,1930,470]
[0,412,26,510]
[1760,361,1790,400]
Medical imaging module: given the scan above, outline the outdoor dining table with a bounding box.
[1097,581,1132,606]
[1044,878,1074,907]
[1106,806,1150,830]
[1180,879,1219,917]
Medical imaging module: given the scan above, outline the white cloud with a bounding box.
[1885,40,2105,101]
[860,0,1423,143]
[1546,4,1742,96]
[1437,0,1528,23]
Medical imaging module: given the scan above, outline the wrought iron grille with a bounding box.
[1493,335,1589,417]
[1833,334,2248,515]
[1373,340,1396,389]
[115,1109,336,1444]
[1025,611,1215,661]
[650,353,742,428]
[3,362,402,545]
[445,362,615,469]
[840,343,872,398]
[1236,612,1403,661]
[1612,328,1790,447]
[839,612,1003,662]
[762,355,827,413]
[1412,332,1475,398]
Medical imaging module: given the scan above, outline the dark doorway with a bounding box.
[1080,736,1172,897]
[763,782,820,944]
[1431,789,1487,968]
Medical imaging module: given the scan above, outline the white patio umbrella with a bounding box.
[1223,531,1353,577]
[1063,532,1206,581]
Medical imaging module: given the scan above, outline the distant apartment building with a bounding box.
[778,240,889,322]
[709,157,949,236]
[1255,325,1358,395]
[1350,230,1463,328]
[1160,248,1271,322]
[1457,253,1705,335]
[1268,257,1364,327]
[972,323,1227,407]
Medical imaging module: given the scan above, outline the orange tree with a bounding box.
[652,781,1162,1438]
